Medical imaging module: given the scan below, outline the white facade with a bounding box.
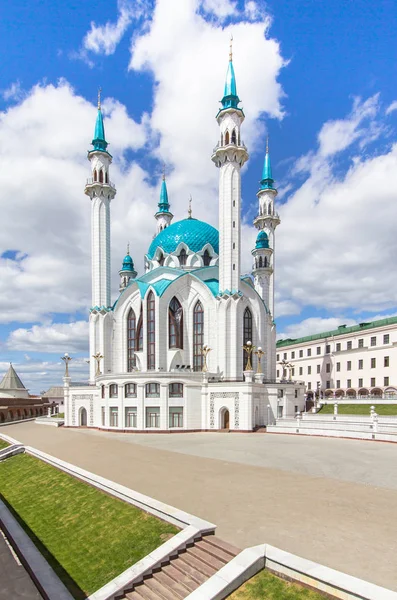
[277,318,397,400]
[65,53,304,431]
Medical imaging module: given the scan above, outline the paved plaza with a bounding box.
[2,423,397,591]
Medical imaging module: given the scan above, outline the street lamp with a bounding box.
[242,340,255,371]
[278,359,289,381]
[254,347,265,374]
[61,353,72,377]
[92,352,104,377]
[201,345,211,373]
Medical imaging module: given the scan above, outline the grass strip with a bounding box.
[318,403,397,415]
[0,454,178,598]
[0,439,9,449]
[229,569,326,599]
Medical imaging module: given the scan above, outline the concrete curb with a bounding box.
[185,544,397,600]
[0,443,25,461]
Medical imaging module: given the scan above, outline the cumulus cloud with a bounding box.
[386,100,397,115]
[278,317,358,340]
[7,321,89,353]
[0,357,89,394]
[2,80,25,102]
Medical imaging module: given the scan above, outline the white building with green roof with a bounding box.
[65,49,304,432]
[277,317,397,400]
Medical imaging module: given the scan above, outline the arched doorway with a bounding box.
[220,408,230,429]
[79,407,87,426]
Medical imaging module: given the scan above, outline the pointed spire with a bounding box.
[91,88,109,152]
[121,242,135,271]
[0,363,26,390]
[188,195,192,219]
[157,171,170,213]
[260,136,275,190]
[220,34,240,111]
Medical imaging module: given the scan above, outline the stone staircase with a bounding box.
[118,535,240,600]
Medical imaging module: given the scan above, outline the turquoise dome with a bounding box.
[147,218,219,260]
[121,253,134,270]
[255,231,269,249]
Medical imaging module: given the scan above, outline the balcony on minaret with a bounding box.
[86,176,115,189]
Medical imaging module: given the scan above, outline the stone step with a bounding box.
[170,554,208,586]
[161,563,199,593]
[177,549,218,578]
[195,538,238,563]
[144,575,178,600]
[185,545,228,571]
[152,570,188,599]
[203,535,241,558]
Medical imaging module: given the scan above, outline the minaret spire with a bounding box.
[154,167,173,234]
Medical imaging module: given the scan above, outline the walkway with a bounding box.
[2,423,397,591]
[0,527,41,599]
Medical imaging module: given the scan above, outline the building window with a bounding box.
[145,382,160,397]
[169,297,183,349]
[336,380,340,389]
[101,406,105,426]
[276,354,279,361]
[317,364,320,374]
[110,407,118,427]
[193,301,204,371]
[326,345,331,354]
[347,379,351,388]
[203,250,211,266]
[336,343,341,352]
[179,248,187,266]
[358,359,363,370]
[291,351,295,359]
[370,336,376,347]
[292,368,295,376]
[317,346,321,355]
[358,378,363,388]
[299,367,303,376]
[283,352,287,360]
[326,363,331,373]
[169,407,183,428]
[295,389,298,398]
[127,308,136,371]
[307,348,311,357]
[308,382,311,390]
[146,407,160,428]
[125,407,137,427]
[384,376,389,386]
[136,304,143,351]
[276,370,279,378]
[109,384,118,398]
[384,334,390,344]
[125,383,137,398]
[347,361,351,371]
[347,341,352,350]
[326,381,330,389]
[147,291,156,370]
[243,307,253,370]
[299,350,303,358]
[307,366,311,375]
[358,338,364,348]
[371,377,376,387]
[169,382,183,397]
[336,362,340,372]
[371,358,376,368]
[101,385,105,399]
[384,356,390,367]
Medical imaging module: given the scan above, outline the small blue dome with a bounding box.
[147,218,219,260]
[122,253,134,270]
[255,231,269,249]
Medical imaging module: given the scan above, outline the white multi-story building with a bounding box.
[64,48,304,432]
[276,317,397,400]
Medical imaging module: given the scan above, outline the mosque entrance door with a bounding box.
[223,409,230,429]
[80,407,87,426]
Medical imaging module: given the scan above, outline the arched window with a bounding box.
[225,131,230,145]
[158,252,165,266]
[125,383,137,398]
[264,256,268,267]
[179,248,187,266]
[147,292,156,370]
[145,382,160,397]
[136,305,143,351]
[259,256,263,268]
[105,172,109,184]
[93,169,97,182]
[169,382,183,397]
[99,170,104,183]
[193,301,204,371]
[231,129,237,144]
[169,297,183,349]
[109,384,118,398]
[203,250,211,266]
[243,307,253,370]
[127,308,136,372]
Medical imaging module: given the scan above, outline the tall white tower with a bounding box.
[211,42,248,294]
[251,230,273,310]
[85,94,116,308]
[154,173,173,234]
[253,140,280,317]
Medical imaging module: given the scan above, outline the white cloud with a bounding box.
[6,321,89,353]
[278,317,358,340]
[2,80,25,102]
[386,100,397,115]
[200,0,237,18]
[0,358,89,394]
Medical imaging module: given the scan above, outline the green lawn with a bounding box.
[51,412,64,418]
[229,569,326,599]
[318,404,397,415]
[0,439,9,449]
[0,454,178,598]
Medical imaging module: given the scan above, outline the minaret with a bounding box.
[251,231,273,311]
[253,138,280,317]
[211,38,248,294]
[155,170,173,233]
[85,90,116,308]
[119,244,137,292]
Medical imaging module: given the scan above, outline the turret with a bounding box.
[251,231,273,311]
[119,244,137,291]
[155,171,173,233]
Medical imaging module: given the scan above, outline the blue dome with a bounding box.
[147,218,219,260]
[122,254,134,270]
[255,231,269,249]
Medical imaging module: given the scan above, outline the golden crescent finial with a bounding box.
[188,195,192,218]
[98,87,102,110]
[162,163,166,181]
[229,34,233,61]
[127,242,130,255]
[266,134,269,154]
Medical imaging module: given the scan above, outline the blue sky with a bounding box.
[1,0,397,392]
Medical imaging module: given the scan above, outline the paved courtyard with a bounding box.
[2,422,397,591]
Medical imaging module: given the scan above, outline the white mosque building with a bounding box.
[64,49,304,431]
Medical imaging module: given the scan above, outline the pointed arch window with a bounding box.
[93,169,97,182]
[158,252,165,266]
[193,301,204,371]
[231,129,237,144]
[169,297,183,349]
[179,248,187,266]
[203,250,211,266]
[243,307,253,370]
[225,131,230,145]
[99,170,104,183]
[105,172,109,184]
[147,292,156,370]
[127,308,136,371]
[259,256,263,268]
[264,256,268,267]
[136,304,143,351]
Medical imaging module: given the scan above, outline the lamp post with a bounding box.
[92,352,104,377]
[287,362,294,381]
[61,353,72,377]
[201,345,211,373]
[242,340,255,371]
[254,347,265,374]
[278,359,289,380]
